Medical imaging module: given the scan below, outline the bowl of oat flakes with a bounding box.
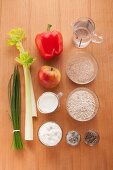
[66,51,98,84]
[66,87,99,121]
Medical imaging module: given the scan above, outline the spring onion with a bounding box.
[8,66,23,149]
[7,28,37,140]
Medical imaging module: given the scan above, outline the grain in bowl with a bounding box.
[66,88,99,121]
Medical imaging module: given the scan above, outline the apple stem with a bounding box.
[47,24,52,31]
[51,67,54,71]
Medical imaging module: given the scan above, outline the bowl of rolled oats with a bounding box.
[66,87,99,121]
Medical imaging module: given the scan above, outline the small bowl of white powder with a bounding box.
[66,51,98,84]
[66,87,99,121]
[38,122,63,147]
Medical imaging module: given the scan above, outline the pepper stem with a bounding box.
[47,24,52,31]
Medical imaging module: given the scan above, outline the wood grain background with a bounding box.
[0,0,113,170]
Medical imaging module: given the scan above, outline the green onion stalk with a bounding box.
[8,66,23,149]
[7,28,37,140]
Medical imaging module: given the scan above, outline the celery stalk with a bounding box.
[24,67,33,140]
[30,73,37,117]
[7,28,37,140]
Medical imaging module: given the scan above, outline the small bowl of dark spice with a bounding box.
[84,130,100,146]
[66,130,81,146]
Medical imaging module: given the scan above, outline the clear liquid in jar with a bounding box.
[73,27,91,48]
[72,19,94,48]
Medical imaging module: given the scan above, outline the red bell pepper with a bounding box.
[35,24,63,60]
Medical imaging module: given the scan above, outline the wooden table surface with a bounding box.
[0,0,113,170]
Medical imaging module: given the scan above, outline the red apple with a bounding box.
[38,66,61,88]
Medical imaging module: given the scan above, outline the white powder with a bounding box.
[67,88,99,121]
[37,92,59,113]
[38,122,62,146]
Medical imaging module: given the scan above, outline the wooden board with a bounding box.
[0,0,113,169]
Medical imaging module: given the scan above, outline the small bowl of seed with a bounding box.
[66,51,98,84]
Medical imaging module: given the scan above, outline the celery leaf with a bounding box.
[7,28,25,46]
[16,52,35,68]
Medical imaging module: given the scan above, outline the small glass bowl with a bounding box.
[66,51,98,84]
[66,130,81,146]
[66,87,99,121]
[84,130,100,146]
[38,121,63,147]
